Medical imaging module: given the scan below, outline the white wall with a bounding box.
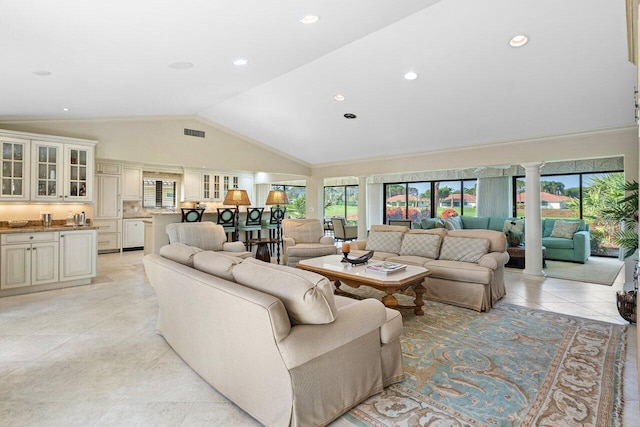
[0,117,311,176]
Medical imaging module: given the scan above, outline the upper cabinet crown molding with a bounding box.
[0,129,96,202]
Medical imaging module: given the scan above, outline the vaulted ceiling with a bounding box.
[1,0,636,166]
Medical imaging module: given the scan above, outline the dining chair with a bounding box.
[261,207,286,252]
[239,207,264,249]
[217,207,238,241]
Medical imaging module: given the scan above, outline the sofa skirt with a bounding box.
[425,277,493,312]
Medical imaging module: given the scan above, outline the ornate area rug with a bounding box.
[336,297,627,427]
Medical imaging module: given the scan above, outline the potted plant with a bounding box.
[601,180,637,323]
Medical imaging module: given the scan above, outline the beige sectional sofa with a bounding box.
[143,245,404,427]
[350,225,509,312]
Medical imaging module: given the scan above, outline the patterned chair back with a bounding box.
[269,207,287,225]
[244,207,264,227]
[181,208,205,223]
[217,208,237,227]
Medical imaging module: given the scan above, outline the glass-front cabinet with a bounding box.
[1,137,30,200]
[30,142,93,202]
[31,141,62,200]
[65,144,92,201]
[200,173,237,201]
[0,130,95,203]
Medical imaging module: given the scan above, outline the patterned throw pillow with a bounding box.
[444,216,463,230]
[365,231,404,254]
[439,236,490,263]
[399,233,442,259]
[550,221,580,239]
[502,219,524,234]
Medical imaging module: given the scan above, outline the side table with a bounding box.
[249,238,278,263]
[506,245,546,269]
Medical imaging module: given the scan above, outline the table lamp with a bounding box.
[265,189,289,264]
[223,189,252,241]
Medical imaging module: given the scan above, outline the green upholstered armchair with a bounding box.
[541,219,590,263]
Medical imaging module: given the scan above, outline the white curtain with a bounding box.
[367,183,383,226]
[477,177,511,217]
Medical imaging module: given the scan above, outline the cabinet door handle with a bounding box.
[29,236,34,239]
[32,248,37,251]
[26,248,31,251]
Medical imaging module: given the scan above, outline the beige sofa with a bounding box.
[350,225,509,312]
[282,218,337,266]
[143,246,404,427]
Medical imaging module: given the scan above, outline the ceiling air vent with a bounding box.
[184,128,205,138]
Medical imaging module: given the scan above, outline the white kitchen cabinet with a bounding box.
[93,219,121,253]
[95,162,121,175]
[59,230,96,281]
[0,232,59,289]
[123,219,145,248]
[201,173,245,201]
[30,141,94,202]
[122,166,142,200]
[182,169,202,201]
[95,161,122,253]
[95,173,121,218]
[0,130,96,203]
[0,136,30,201]
[63,144,94,202]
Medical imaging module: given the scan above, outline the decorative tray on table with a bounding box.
[341,250,374,265]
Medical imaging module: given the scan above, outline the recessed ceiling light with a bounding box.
[62,108,70,112]
[299,15,320,24]
[33,70,51,76]
[334,94,345,101]
[509,35,528,47]
[344,113,356,119]
[404,71,418,81]
[233,58,249,66]
[168,62,194,70]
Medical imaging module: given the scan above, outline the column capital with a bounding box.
[521,162,543,170]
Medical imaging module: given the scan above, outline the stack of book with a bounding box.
[365,262,406,275]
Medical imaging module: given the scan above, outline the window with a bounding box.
[324,185,358,223]
[512,171,624,257]
[384,179,477,223]
[271,185,306,218]
[143,179,176,209]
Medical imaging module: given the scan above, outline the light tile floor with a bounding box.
[0,251,637,426]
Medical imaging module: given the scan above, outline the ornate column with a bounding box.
[357,176,368,239]
[522,162,545,277]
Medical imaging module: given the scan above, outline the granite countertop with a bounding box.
[123,215,153,219]
[0,225,99,234]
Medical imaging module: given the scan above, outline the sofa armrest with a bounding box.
[320,236,335,245]
[350,240,368,250]
[477,251,509,270]
[222,241,248,252]
[573,230,591,260]
[277,298,386,369]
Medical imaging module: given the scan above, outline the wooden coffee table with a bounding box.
[297,255,430,315]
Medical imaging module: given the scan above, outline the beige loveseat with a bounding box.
[143,246,404,426]
[350,225,509,312]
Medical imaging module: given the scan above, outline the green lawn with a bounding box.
[324,204,358,221]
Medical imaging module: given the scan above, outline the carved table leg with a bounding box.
[412,283,426,315]
[381,292,399,309]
